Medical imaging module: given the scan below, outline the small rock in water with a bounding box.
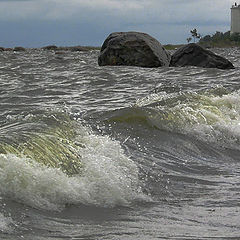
[13,47,26,52]
[170,43,234,69]
[42,45,58,51]
[98,31,171,68]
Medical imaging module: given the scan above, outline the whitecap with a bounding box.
[0,127,145,211]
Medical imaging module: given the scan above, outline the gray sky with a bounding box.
[0,0,234,47]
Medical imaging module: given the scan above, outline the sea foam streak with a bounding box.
[0,122,144,211]
[0,213,13,233]
[142,89,240,148]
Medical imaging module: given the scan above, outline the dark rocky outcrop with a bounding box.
[42,45,58,51]
[13,47,26,52]
[0,47,4,51]
[57,46,89,52]
[42,45,97,52]
[98,32,171,67]
[170,43,234,69]
[69,46,89,52]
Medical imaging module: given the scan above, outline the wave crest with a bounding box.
[0,115,144,210]
[107,88,240,148]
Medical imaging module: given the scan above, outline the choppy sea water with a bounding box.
[0,48,240,239]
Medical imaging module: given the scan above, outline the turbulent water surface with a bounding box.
[0,48,240,239]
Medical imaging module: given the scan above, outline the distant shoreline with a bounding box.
[163,43,240,50]
[0,42,239,53]
[0,45,101,52]
[0,44,186,52]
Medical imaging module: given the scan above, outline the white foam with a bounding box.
[136,89,240,148]
[187,91,240,147]
[0,128,144,211]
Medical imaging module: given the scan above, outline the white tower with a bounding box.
[231,3,240,34]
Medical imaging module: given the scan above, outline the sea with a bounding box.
[0,47,240,240]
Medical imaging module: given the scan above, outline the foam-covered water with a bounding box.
[0,122,144,211]
[1,48,240,239]
[0,213,13,233]
[132,88,240,148]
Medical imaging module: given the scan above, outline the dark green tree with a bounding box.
[230,33,240,42]
[201,35,211,42]
[190,28,201,42]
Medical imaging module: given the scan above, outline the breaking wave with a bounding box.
[0,114,145,211]
[106,87,240,149]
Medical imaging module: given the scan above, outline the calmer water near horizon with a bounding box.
[0,48,240,239]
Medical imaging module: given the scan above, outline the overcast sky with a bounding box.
[0,0,234,47]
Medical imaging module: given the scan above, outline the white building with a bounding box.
[231,3,240,34]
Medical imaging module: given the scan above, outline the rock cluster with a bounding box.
[0,47,26,52]
[98,32,234,70]
[0,32,235,70]
[0,45,99,52]
[13,47,26,52]
[41,45,98,52]
[42,45,58,51]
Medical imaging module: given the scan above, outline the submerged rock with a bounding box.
[42,45,58,51]
[98,31,171,67]
[170,43,234,69]
[70,46,89,52]
[13,47,26,52]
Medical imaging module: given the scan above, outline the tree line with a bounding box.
[200,31,240,43]
[187,29,240,47]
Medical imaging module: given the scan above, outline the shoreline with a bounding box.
[0,43,239,53]
[0,45,101,52]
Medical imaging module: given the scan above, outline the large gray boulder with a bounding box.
[98,32,171,67]
[170,43,234,69]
